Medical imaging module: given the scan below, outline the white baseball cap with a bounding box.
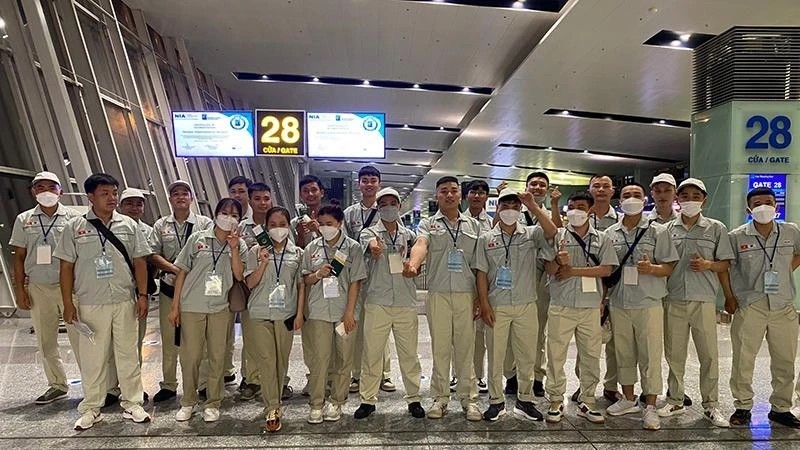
[32,171,61,186]
[120,188,146,202]
[167,180,193,194]
[497,188,520,202]
[650,173,677,187]
[677,177,707,195]
[376,187,401,202]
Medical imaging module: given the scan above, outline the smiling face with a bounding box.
[120,197,145,221]
[466,187,488,210]
[589,176,614,203]
[359,175,381,198]
[300,182,324,207]
[250,189,272,215]
[436,181,461,210]
[169,186,192,211]
[526,177,548,198]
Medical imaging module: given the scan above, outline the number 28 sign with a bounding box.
[255,110,306,157]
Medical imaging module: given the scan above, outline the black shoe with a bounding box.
[225,375,237,385]
[768,410,800,428]
[143,392,149,405]
[483,403,506,421]
[237,378,247,391]
[408,402,426,418]
[198,388,207,401]
[354,403,376,419]
[153,389,176,402]
[683,394,693,407]
[729,409,751,426]
[504,375,518,395]
[571,388,581,402]
[449,377,458,393]
[103,393,119,408]
[533,380,545,397]
[603,389,620,402]
[513,400,543,421]
[638,393,646,406]
[477,379,489,394]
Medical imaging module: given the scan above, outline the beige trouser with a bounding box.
[575,306,617,392]
[303,319,355,409]
[610,305,663,395]
[360,304,421,405]
[486,302,538,404]
[28,283,81,392]
[76,302,143,414]
[239,312,260,385]
[546,305,601,409]
[533,276,549,382]
[664,301,719,408]
[427,292,478,406]
[224,316,237,378]
[353,304,392,380]
[180,310,232,409]
[244,313,293,412]
[474,320,486,379]
[730,297,798,413]
[107,310,147,396]
[158,293,180,391]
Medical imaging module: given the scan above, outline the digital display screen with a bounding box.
[172,111,255,158]
[307,112,385,159]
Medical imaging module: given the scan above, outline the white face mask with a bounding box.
[319,225,340,241]
[680,201,703,218]
[268,227,290,243]
[566,209,589,227]
[379,205,399,223]
[36,192,59,208]
[534,195,547,205]
[750,205,776,224]
[215,214,238,232]
[620,198,645,216]
[498,209,520,225]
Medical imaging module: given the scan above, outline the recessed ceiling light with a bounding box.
[261,74,269,79]
[560,110,570,115]
[312,77,319,82]
[583,150,589,154]
[462,87,470,92]
[412,83,420,88]
[658,119,666,124]
[362,80,370,85]
[439,126,444,130]
[679,33,691,42]
[669,40,682,47]
[512,0,525,8]
[403,124,409,128]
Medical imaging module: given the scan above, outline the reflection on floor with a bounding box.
[1,301,799,449]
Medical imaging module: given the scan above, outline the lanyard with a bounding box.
[38,214,59,244]
[388,228,400,247]
[500,231,514,266]
[322,237,347,264]
[621,227,643,265]
[582,234,594,266]
[172,222,189,248]
[592,208,617,230]
[360,205,375,231]
[754,223,780,269]
[440,217,462,248]
[272,245,287,280]
[210,239,229,272]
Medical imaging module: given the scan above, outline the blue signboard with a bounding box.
[747,174,786,222]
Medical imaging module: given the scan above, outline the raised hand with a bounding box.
[369,238,383,259]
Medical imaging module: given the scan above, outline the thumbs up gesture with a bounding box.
[369,238,383,259]
[556,241,570,266]
[637,253,653,275]
[689,252,710,272]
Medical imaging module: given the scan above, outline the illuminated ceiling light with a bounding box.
[583,150,589,154]
[560,110,570,115]
[462,87,470,92]
[679,33,691,42]
[669,40,682,47]
[362,80,370,85]
[512,1,525,8]
[412,83,420,88]
[546,146,553,150]
[658,119,666,124]
[312,76,319,82]
[439,126,444,130]
[261,74,269,79]
[403,124,409,128]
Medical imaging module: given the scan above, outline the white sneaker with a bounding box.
[464,403,482,422]
[606,398,640,416]
[657,403,685,417]
[203,408,220,422]
[577,403,605,424]
[175,406,194,422]
[546,402,564,423]
[704,408,730,428]
[307,408,323,424]
[427,400,448,419]
[74,411,103,431]
[323,403,342,422]
[643,405,661,430]
[122,405,151,423]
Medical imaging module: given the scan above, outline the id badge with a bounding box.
[94,254,114,279]
[204,272,223,297]
[623,266,638,286]
[764,271,780,294]
[388,247,404,275]
[323,276,340,299]
[36,245,52,265]
[269,284,287,309]
[447,249,464,273]
[497,266,513,290]
[581,277,598,293]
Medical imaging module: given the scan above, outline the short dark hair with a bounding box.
[747,187,776,204]
[317,204,344,222]
[466,180,489,193]
[589,174,614,185]
[436,176,459,188]
[621,181,647,196]
[266,206,291,224]
[358,165,381,181]
[526,172,549,185]
[214,197,243,218]
[227,176,252,190]
[299,174,324,191]
[568,190,595,206]
[84,173,119,194]
[248,182,271,197]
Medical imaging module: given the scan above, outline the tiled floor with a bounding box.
[1,299,799,449]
